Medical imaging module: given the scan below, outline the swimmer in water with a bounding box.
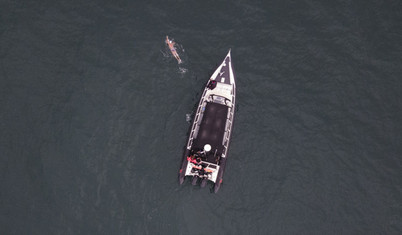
[165,36,182,64]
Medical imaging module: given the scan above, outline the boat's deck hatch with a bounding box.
[193,102,228,153]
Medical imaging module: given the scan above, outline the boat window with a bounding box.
[210,95,231,106]
[211,95,226,105]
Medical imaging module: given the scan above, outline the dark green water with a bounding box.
[1,1,402,234]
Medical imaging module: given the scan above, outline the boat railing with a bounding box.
[222,96,235,157]
[187,88,208,149]
[199,161,219,169]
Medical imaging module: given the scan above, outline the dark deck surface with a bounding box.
[193,102,228,154]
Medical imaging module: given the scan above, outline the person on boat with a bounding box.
[187,155,198,164]
[196,149,206,156]
[165,36,182,64]
[198,167,205,176]
[192,164,202,170]
[207,80,217,89]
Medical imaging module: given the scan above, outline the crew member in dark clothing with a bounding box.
[207,80,217,89]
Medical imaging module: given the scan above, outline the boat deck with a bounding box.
[193,102,228,156]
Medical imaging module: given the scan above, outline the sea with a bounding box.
[1,1,401,234]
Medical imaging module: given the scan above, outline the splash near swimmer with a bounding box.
[165,36,182,64]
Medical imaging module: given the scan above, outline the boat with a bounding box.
[179,50,236,193]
